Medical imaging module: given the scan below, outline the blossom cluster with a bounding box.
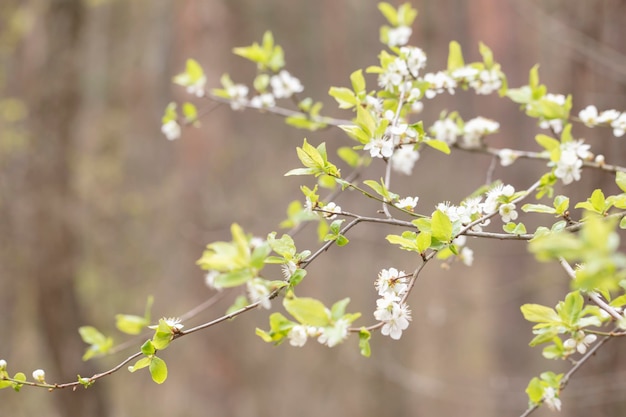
[227,70,304,111]
[287,319,351,348]
[429,114,500,148]
[552,139,592,185]
[373,268,412,340]
[579,105,626,137]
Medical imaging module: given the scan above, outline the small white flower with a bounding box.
[498,148,518,166]
[395,196,419,211]
[470,69,501,95]
[149,317,184,330]
[364,95,383,113]
[598,109,620,124]
[611,113,626,137]
[161,120,181,141]
[375,268,409,297]
[460,246,474,266]
[463,117,499,148]
[247,278,271,310]
[391,145,420,175]
[186,76,207,97]
[32,369,46,383]
[281,261,297,279]
[554,150,582,185]
[499,203,518,223]
[288,325,309,347]
[0,359,7,370]
[249,93,275,109]
[430,118,459,145]
[226,84,249,110]
[387,26,412,47]
[424,71,456,98]
[451,66,479,83]
[563,331,597,354]
[204,270,220,290]
[578,105,598,127]
[364,137,395,158]
[595,154,605,165]
[270,70,304,99]
[400,46,427,76]
[543,387,562,412]
[321,202,342,219]
[374,296,412,340]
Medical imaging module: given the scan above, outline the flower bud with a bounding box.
[0,359,7,370]
[32,369,46,383]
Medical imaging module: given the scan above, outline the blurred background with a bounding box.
[1,0,625,416]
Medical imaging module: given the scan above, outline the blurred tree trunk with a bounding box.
[17,0,108,415]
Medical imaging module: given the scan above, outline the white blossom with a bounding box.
[226,84,249,110]
[32,369,46,383]
[249,93,275,109]
[387,26,412,47]
[364,137,395,158]
[430,118,459,145]
[463,117,499,148]
[400,46,427,76]
[247,278,271,310]
[281,261,297,279]
[374,294,412,340]
[554,150,582,185]
[451,66,479,83]
[543,387,562,412]
[321,202,342,219]
[391,145,420,175]
[563,331,597,354]
[204,270,220,290]
[161,120,181,141]
[423,71,456,98]
[499,203,518,223]
[611,113,626,137]
[578,105,599,127]
[598,109,620,124]
[288,325,309,347]
[470,69,502,95]
[0,359,6,370]
[395,196,419,211]
[375,268,409,297]
[498,148,518,166]
[186,76,207,97]
[270,70,304,99]
[460,246,474,266]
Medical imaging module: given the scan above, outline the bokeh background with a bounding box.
[1,0,626,416]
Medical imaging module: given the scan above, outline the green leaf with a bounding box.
[152,319,174,350]
[140,340,156,356]
[182,102,198,124]
[558,291,583,325]
[503,222,527,235]
[416,231,432,253]
[149,357,168,384]
[423,139,451,154]
[520,303,560,324]
[525,377,544,404]
[521,203,556,214]
[330,298,351,321]
[284,296,330,327]
[115,314,149,335]
[350,69,366,94]
[431,210,453,242]
[337,147,361,168]
[447,41,464,71]
[128,357,151,373]
[478,42,494,68]
[616,172,626,193]
[535,134,560,152]
[11,372,26,392]
[378,2,398,25]
[329,87,357,109]
[359,328,371,357]
[214,269,254,288]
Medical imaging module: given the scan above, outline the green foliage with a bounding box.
[285,139,341,178]
[232,31,284,72]
[79,326,114,361]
